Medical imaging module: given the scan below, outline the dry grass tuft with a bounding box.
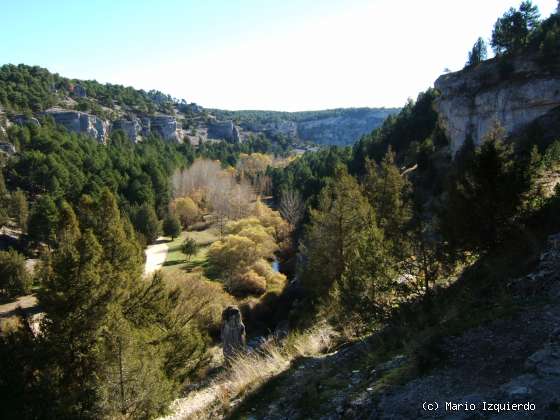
[159,324,337,420]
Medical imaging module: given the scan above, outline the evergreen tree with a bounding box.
[93,189,143,293]
[39,229,110,418]
[300,167,374,300]
[0,171,8,227]
[0,249,32,299]
[133,202,161,244]
[363,149,411,259]
[34,198,204,418]
[163,214,181,239]
[491,1,540,54]
[442,124,529,253]
[10,189,29,233]
[466,37,488,67]
[28,194,59,245]
[333,223,394,329]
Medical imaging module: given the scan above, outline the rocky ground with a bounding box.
[229,234,560,420]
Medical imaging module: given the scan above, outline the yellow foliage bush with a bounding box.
[163,270,233,334]
[231,269,267,296]
[254,200,291,244]
[171,196,200,227]
[209,217,287,296]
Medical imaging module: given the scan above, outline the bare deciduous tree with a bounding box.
[173,159,257,236]
[279,189,304,227]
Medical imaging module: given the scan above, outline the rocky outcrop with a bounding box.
[113,118,142,143]
[207,120,240,143]
[141,117,151,137]
[0,142,16,156]
[115,115,181,143]
[13,115,40,127]
[297,112,388,146]
[72,84,87,98]
[44,108,109,143]
[435,55,560,154]
[150,115,181,142]
[242,120,298,139]
[221,306,246,359]
[236,108,397,146]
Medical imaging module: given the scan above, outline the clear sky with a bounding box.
[1,0,557,111]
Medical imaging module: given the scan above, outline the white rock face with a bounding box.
[150,115,181,142]
[207,119,240,142]
[434,56,560,155]
[113,118,143,143]
[44,108,110,143]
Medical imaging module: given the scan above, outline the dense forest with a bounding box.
[0,64,176,115]
[208,107,398,125]
[1,1,560,419]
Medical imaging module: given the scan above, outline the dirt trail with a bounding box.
[0,294,38,318]
[144,238,169,276]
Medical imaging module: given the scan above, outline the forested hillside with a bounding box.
[0,65,394,147]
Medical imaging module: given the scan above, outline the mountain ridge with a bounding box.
[0,64,398,147]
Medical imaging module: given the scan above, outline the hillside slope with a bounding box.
[228,233,560,420]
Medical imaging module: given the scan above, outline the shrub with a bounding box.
[0,250,32,299]
[231,269,267,296]
[181,237,200,261]
[171,196,200,228]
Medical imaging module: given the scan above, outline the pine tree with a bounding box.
[133,202,161,244]
[442,123,527,253]
[28,194,59,245]
[0,171,8,227]
[363,149,411,259]
[94,189,143,294]
[466,37,488,67]
[163,214,181,239]
[10,190,29,233]
[39,228,110,418]
[333,223,394,329]
[300,167,374,300]
[0,249,32,298]
[491,1,540,54]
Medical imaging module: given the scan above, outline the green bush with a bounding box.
[0,250,32,299]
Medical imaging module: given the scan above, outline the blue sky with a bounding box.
[1,0,557,110]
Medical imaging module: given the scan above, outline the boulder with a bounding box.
[221,306,246,359]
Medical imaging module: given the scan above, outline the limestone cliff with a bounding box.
[210,108,399,146]
[112,118,142,143]
[207,119,240,143]
[14,110,183,144]
[150,115,181,143]
[44,108,110,144]
[435,55,560,154]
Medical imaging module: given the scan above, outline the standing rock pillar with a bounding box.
[221,306,246,360]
